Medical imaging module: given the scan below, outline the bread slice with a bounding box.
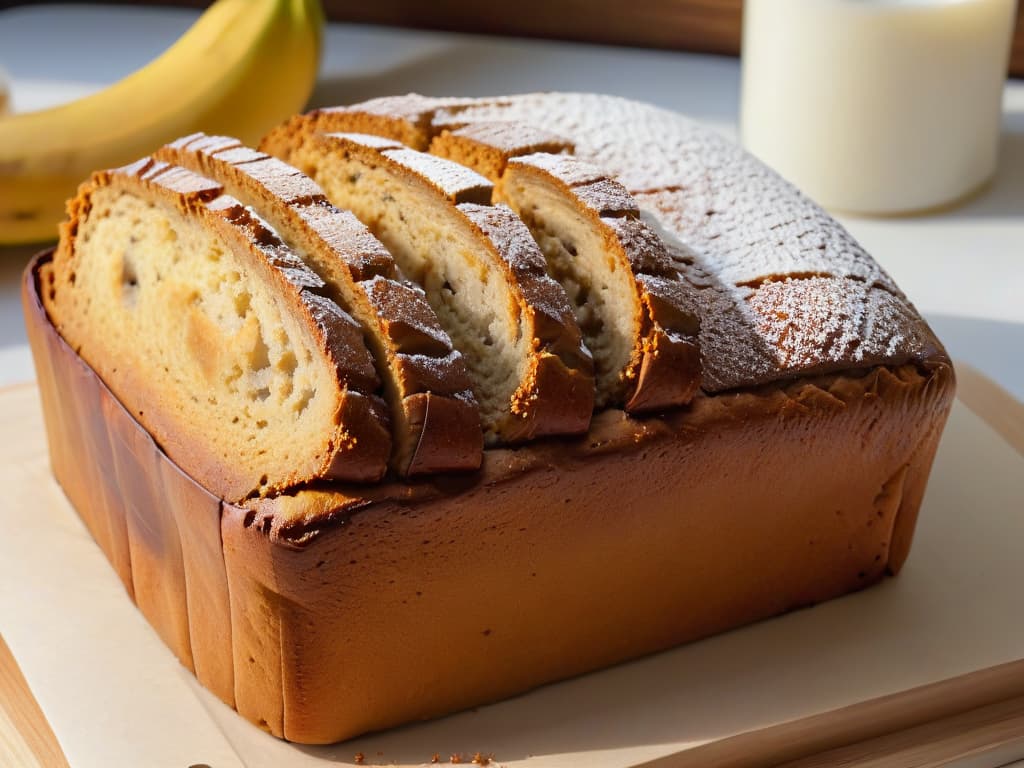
[155,134,482,476]
[46,157,391,501]
[263,130,595,443]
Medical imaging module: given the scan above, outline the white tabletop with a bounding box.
[1,4,1022,401]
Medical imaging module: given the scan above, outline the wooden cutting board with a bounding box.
[2,362,1024,768]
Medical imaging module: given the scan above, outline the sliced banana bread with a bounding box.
[155,134,482,476]
[45,157,391,501]
[265,106,700,410]
[27,93,956,747]
[263,130,595,443]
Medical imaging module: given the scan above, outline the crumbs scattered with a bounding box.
[352,748,496,765]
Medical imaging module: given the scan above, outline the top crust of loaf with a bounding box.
[431,93,946,390]
[272,92,944,391]
[263,94,478,155]
[155,134,484,476]
[48,157,393,500]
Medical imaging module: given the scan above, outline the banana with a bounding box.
[0,0,324,245]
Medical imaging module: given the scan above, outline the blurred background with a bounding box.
[3,0,1022,76]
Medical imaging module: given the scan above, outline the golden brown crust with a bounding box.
[26,248,956,743]
[155,134,483,477]
[47,157,392,499]
[226,362,954,744]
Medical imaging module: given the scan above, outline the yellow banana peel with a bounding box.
[0,0,324,246]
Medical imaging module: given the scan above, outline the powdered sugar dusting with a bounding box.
[449,95,893,289]
[383,147,493,204]
[510,152,607,187]
[457,203,547,273]
[602,216,676,279]
[572,179,638,218]
[361,274,453,351]
[748,277,936,373]
[327,93,473,122]
[327,132,406,151]
[437,92,941,390]
[448,121,573,154]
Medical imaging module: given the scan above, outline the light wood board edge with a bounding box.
[634,659,1024,768]
[0,361,1021,767]
[0,635,69,768]
[777,695,1024,768]
[953,362,1024,458]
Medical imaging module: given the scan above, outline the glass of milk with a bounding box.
[740,0,1017,215]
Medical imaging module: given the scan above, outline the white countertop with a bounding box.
[1,4,1022,401]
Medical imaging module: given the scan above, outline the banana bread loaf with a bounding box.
[26,92,955,746]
